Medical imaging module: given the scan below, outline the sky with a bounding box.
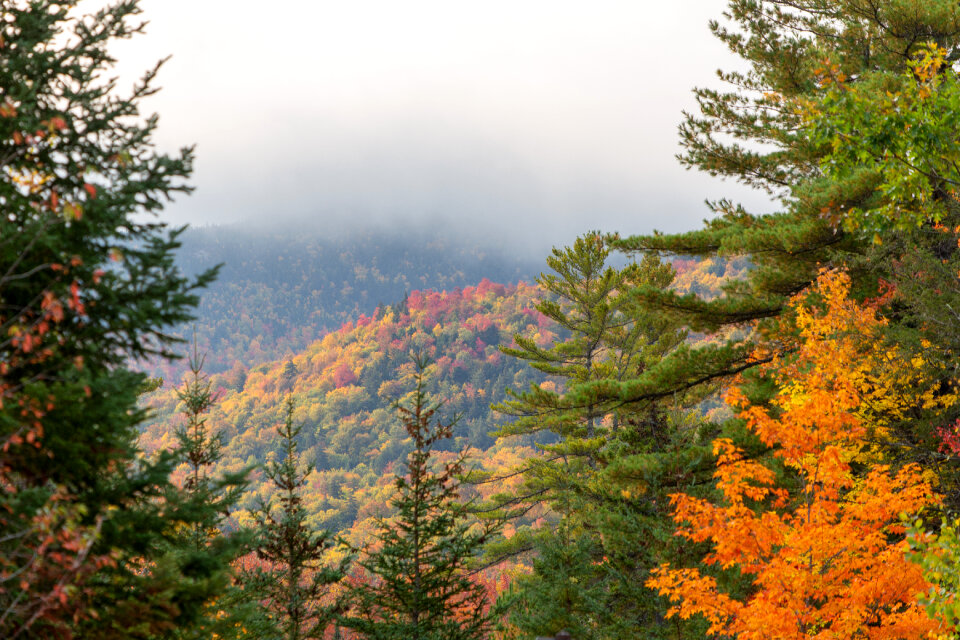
[97,0,772,248]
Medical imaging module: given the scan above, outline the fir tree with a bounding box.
[169,339,256,640]
[342,357,501,640]
[0,1,224,636]
[243,395,350,640]
[175,341,238,547]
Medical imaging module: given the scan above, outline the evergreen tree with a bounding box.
[174,341,243,550]
[342,358,501,640]
[596,0,960,408]
[169,340,256,640]
[0,1,227,636]
[485,235,713,638]
[500,528,606,639]
[488,233,684,518]
[243,395,350,640]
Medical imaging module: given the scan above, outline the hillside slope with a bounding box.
[141,280,552,536]
[158,225,545,379]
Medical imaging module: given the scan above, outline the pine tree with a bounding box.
[0,1,225,636]
[342,358,501,640]
[593,0,960,408]
[481,235,710,639]
[243,395,350,640]
[488,233,684,519]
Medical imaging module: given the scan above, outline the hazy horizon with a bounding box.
[90,0,775,249]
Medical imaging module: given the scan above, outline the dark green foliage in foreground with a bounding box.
[492,233,685,515]
[0,1,247,636]
[342,360,501,640]
[243,396,351,640]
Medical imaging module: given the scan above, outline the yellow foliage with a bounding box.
[647,270,943,640]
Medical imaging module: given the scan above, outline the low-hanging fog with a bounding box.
[98,0,774,251]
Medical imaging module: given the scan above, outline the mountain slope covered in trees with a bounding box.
[156,225,546,379]
[141,256,745,546]
[142,280,551,537]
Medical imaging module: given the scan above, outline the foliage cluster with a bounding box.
[649,271,944,639]
[152,226,546,380]
[16,0,960,639]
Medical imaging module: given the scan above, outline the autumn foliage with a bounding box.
[647,270,943,640]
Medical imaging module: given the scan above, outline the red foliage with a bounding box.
[332,362,357,388]
[938,418,960,456]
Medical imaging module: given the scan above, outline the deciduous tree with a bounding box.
[647,270,943,640]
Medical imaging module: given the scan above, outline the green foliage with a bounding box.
[341,359,501,640]
[488,235,716,639]
[175,343,245,549]
[243,396,351,640]
[169,343,257,640]
[500,529,605,639]
[490,233,684,513]
[910,517,960,638]
[0,1,220,636]
[807,43,960,235]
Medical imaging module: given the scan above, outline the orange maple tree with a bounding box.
[647,270,944,640]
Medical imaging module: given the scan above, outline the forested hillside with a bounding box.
[154,225,545,378]
[11,1,960,638]
[141,252,744,531]
[154,223,747,383]
[142,281,548,533]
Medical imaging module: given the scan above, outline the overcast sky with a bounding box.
[97,0,772,248]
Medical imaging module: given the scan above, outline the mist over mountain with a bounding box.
[158,222,549,379]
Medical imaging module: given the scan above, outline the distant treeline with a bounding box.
[156,225,546,379]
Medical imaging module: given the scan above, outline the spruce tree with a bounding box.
[342,358,501,640]
[243,395,350,640]
[169,340,256,640]
[0,1,227,636]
